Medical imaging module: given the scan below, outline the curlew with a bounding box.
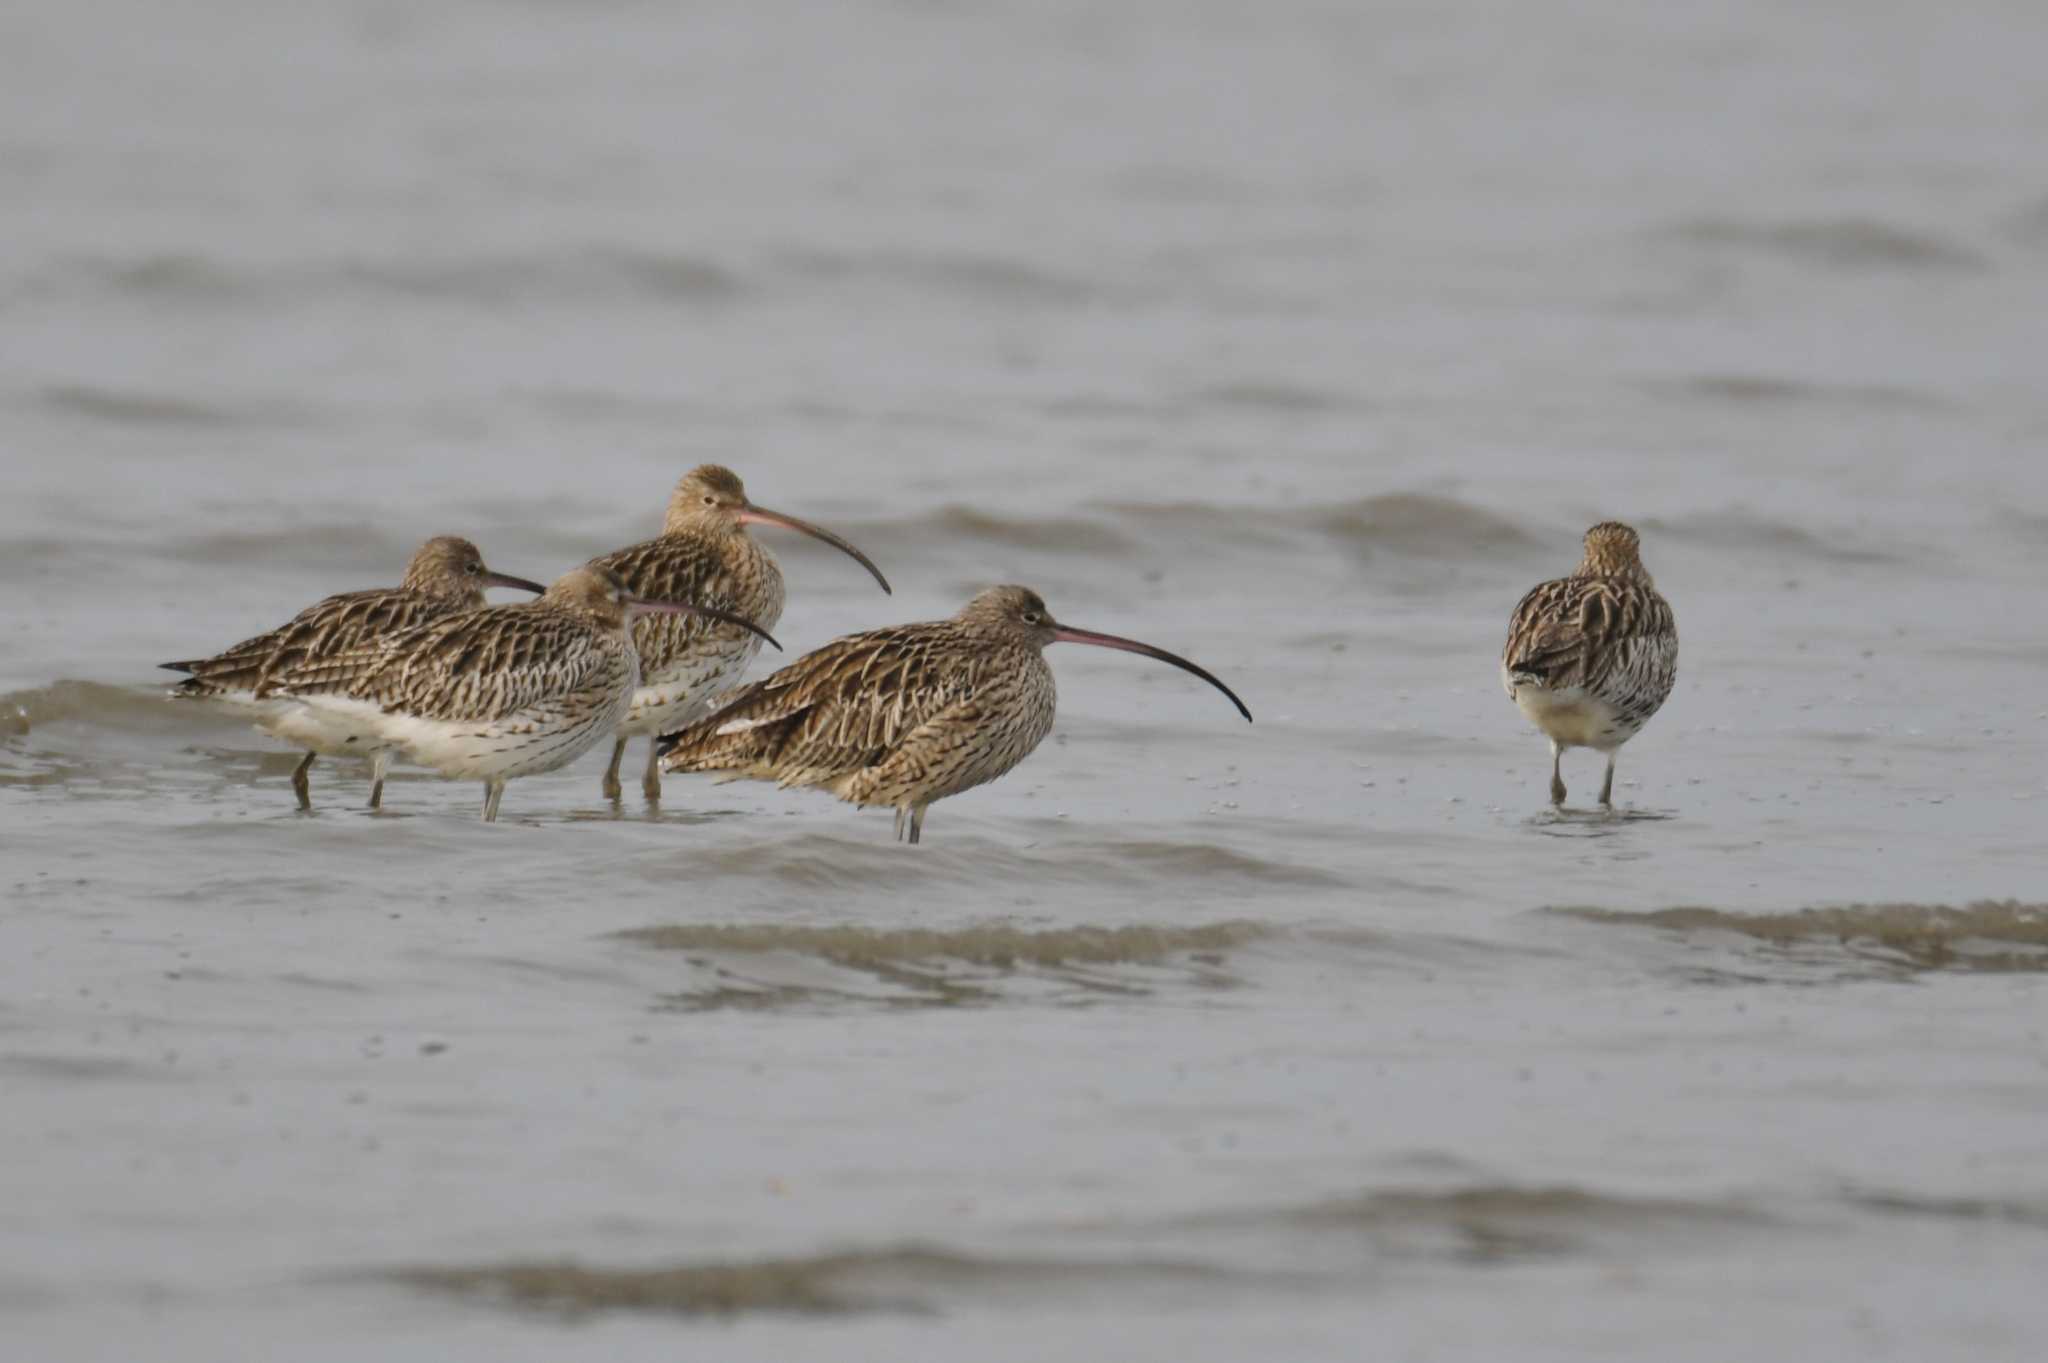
[588,465,891,806]
[263,565,778,822]
[161,536,545,811]
[1501,521,1678,809]
[654,585,1251,844]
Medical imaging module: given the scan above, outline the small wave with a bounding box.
[626,833,1344,896]
[28,247,747,309]
[1642,373,1952,412]
[1843,1187,2048,1231]
[0,1053,171,1083]
[336,248,745,305]
[386,1245,1234,1318]
[622,918,1267,1012]
[1083,501,1294,552]
[773,248,1114,307]
[35,383,309,431]
[1105,493,1540,562]
[154,521,413,570]
[1547,901,2048,972]
[830,493,1539,574]
[1657,217,1989,272]
[619,919,1268,967]
[1312,494,1541,561]
[908,504,1137,555]
[17,252,248,303]
[1185,381,1357,414]
[1035,839,1347,890]
[1641,508,1913,565]
[1178,1183,1762,1261]
[0,680,181,736]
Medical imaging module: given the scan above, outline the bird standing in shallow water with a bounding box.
[1501,521,1677,809]
[655,585,1252,844]
[263,565,778,822]
[588,465,891,806]
[161,536,546,811]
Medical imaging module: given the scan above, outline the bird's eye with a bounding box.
[702,495,717,506]
[1021,611,1042,624]
[466,562,481,574]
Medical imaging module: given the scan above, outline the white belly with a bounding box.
[289,686,632,783]
[389,691,632,781]
[1509,681,1629,751]
[245,696,394,757]
[617,634,763,738]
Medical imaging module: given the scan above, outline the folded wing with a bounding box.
[266,607,620,722]
[657,623,976,787]
[164,588,449,697]
[1503,577,1676,694]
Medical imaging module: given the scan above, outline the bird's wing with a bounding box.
[590,532,756,668]
[838,689,1048,810]
[1503,576,1675,692]
[265,606,618,722]
[164,588,449,695]
[657,622,977,782]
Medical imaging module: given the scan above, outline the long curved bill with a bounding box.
[627,596,782,651]
[482,569,549,595]
[737,503,892,595]
[1051,624,1252,722]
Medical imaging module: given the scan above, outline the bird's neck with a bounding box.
[1575,554,1651,586]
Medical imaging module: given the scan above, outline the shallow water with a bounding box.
[5,0,2048,1358]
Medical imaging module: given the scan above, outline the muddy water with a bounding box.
[5,0,2048,1359]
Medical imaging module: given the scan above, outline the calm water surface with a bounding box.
[4,1,2047,1358]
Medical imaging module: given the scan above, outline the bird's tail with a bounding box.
[656,706,798,773]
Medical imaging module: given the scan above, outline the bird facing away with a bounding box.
[262,566,779,822]
[161,536,546,811]
[655,585,1252,844]
[1501,521,1678,809]
[587,465,891,806]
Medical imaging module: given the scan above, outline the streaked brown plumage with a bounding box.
[160,536,546,810]
[1501,521,1678,808]
[263,566,778,822]
[656,585,1252,844]
[588,465,891,805]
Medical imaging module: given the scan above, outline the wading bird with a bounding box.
[162,536,545,810]
[588,465,890,805]
[655,585,1251,843]
[1501,521,1677,808]
[264,565,777,822]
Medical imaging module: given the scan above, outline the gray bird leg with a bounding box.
[292,752,315,811]
[367,752,388,810]
[1549,741,1566,807]
[601,739,627,802]
[482,780,506,823]
[1598,752,1616,809]
[641,742,662,804]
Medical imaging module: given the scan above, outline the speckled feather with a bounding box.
[250,568,658,817]
[267,593,634,724]
[164,537,494,699]
[657,605,1057,809]
[1502,522,1678,747]
[587,519,782,732]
